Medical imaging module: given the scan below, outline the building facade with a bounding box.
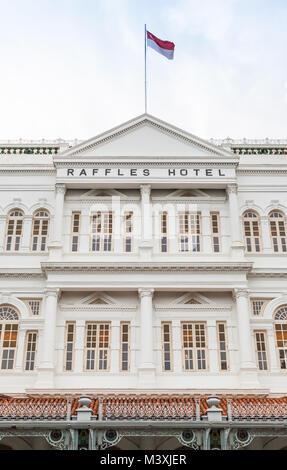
[0,115,287,450]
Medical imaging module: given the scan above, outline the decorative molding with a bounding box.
[234,289,250,300]
[41,262,253,274]
[138,288,154,298]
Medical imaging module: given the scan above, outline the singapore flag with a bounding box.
[147,31,175,60]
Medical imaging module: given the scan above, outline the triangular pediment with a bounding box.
[172,293,212,305]
[80,189,128,199]
[166,189,210,199]
[76,293,117,306]
[59,114,234,160]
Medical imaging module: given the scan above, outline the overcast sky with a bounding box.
[1,0,287,141]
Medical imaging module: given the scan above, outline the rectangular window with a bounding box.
[27,300,41,316]
[251,299,267,317]
[64,323,76,372]
[91,212,113,252]
[24,331,38,371]
[217,323,229,371]
[124,212,133,253]
[71,212,81,252]
[182,323,207,371]
[162,322,173,372]
[120,323,130,372]
[275,323,287,370]
[179,212,201,253]
[254,331,269,371]
[85,323,110,371]
[160,212,168,253]
[211,213,221,253]
[1,324,18,370]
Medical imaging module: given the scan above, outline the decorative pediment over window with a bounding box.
[76,293,117,306]
[80,189,128,199]
[166,189,210,200]
[171,293,212,306]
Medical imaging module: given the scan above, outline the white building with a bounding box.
[0,114,287,450]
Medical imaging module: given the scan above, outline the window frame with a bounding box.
[274,306,287,371]
[250,299,269,317]
[216,322,229,371]
[71,212,81,253]
[120,322,130,372]
[160,212,168,253]
[90,212,114,253]
[178,212,202,253]
[161,322,173,372]
[243,211,262,253]
[181,322,208,372]
[24,331,38,372]
[0,305,20,371]
[64,322,76,372]
[123,212,133,253]
[84,322,111,372]
[254,330,269,372]
[5,209,24,252]
[210,212,221,253]
[31,210,50,252]
[269,211,287,254]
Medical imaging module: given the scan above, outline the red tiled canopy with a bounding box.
[0,396,286,421]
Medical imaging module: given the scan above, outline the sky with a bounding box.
[0,0,287,141]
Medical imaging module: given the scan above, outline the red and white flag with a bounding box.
[147,31,175,60]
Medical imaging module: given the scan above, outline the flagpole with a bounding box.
[144,24,147,114]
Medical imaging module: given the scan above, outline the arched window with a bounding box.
[0,305,19,370]
[31,210,50,252]
[274,306,287,370]
[269,211,287,253]
[243,211,261,253]
[5,210,24,252]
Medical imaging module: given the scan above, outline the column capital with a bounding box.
[140,184,151,197]
[227,184,238,196]
[234,288,250,300]
[138,288,154,299]
[55,183,66,195]
[44,289,60,299]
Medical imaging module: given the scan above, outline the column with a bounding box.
[235,289,258,384]
[21,216,33,252]
[35,290,58,388]
[227,185,245,258]
[138,289,155,381]
[139,185,153,259]
[49,184,66,258]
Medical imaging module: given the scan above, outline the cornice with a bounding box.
[155,305,232,312]
[248,271,287,279]
[60,304,137,312]
[0,271,44,279]
[41,262,253,274]
[54,160,239,167]
[238,169,287,175]
[0,168,55,174]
